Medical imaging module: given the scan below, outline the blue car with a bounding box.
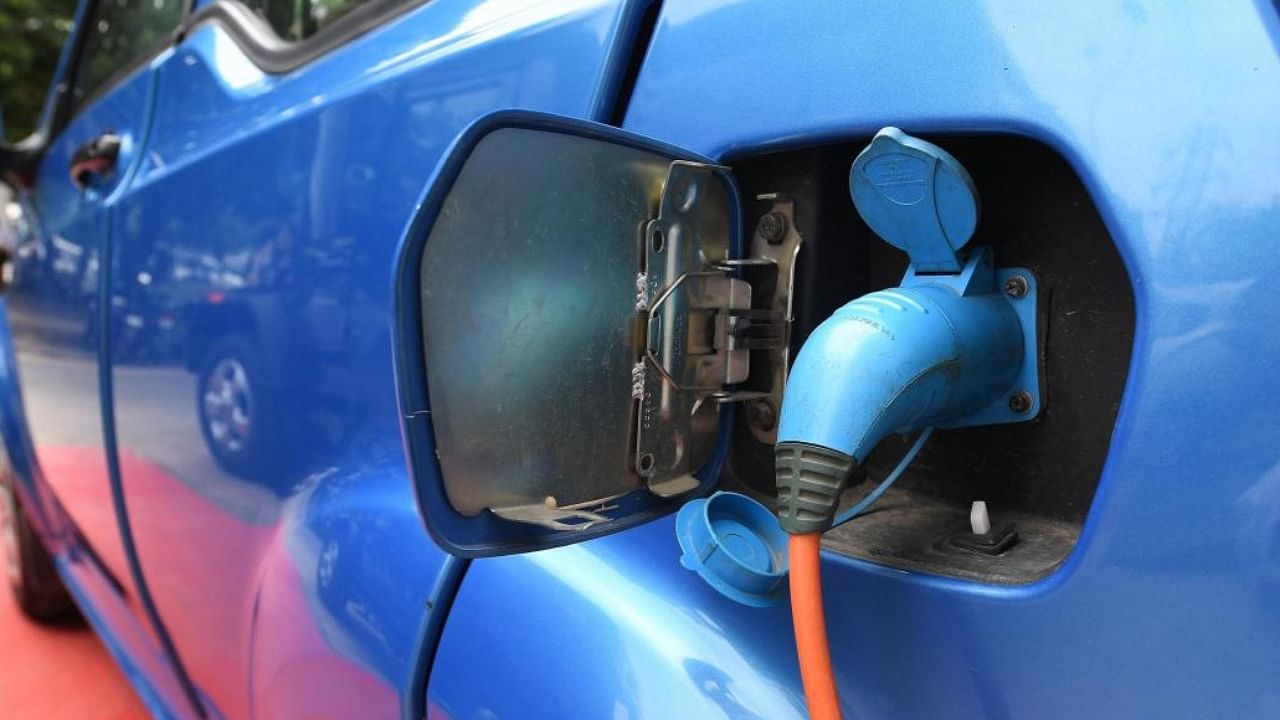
[2,1,1279,718]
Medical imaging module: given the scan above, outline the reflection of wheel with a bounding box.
[1,471,74,620]
[197,335,280,479]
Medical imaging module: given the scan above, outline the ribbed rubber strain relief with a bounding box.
[774,442,857,534]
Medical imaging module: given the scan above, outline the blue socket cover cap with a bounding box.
[849,127,980,273]
[676,491,789,607]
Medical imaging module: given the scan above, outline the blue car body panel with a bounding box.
[0,293,191,720]
[2,44,203,715]
[429,2,1280,719]
[99,0,653,717]
[0,1,1277,719]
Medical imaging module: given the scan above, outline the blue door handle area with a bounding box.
[69,133,121,188]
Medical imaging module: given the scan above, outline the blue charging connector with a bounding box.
[676,128,1041,602]
[775,127,1041,534]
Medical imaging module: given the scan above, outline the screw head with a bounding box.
[1009,390,1034,414]
[747,400,777,430]
[637,453,655,477]
[757,211,788,245]
[1003,275,1029,299]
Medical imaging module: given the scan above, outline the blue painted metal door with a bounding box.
[4,45,203,720]
[7,57,146,617]
[106,1,653,717]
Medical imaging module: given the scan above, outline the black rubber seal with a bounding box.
[775,442,856,534]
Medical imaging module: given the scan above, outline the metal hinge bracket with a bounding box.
[633,163,801,497]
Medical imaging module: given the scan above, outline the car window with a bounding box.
[70,0,185,112]
[237,0,377,43]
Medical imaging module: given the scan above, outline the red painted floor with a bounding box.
[0,584,148,719]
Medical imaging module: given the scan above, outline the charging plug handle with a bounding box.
[774,256,1028,533]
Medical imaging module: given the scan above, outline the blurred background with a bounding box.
[0,0,77,140]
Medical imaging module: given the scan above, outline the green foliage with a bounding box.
[0,0,78,140]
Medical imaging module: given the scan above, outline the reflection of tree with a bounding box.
[0,0,77,139]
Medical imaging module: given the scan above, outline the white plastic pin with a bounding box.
[970,500,992,536]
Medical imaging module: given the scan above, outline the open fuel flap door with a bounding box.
[394,112,798,557]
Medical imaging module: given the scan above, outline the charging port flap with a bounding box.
[395,112,794,557]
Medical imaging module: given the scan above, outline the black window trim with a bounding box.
[179,0,427,75]
[6,0,418,181]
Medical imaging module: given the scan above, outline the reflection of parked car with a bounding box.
[2,2,1279,719]
[184,288,291,484]
[184,277,364,488]
[195,331,274,481]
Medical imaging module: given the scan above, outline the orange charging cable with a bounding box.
[789,533,842,720]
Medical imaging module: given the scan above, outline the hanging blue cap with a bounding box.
[849,127,980,274]
[676,491,789,607]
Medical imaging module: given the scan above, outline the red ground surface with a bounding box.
[0,583,148,719]
[0,446,400,720]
